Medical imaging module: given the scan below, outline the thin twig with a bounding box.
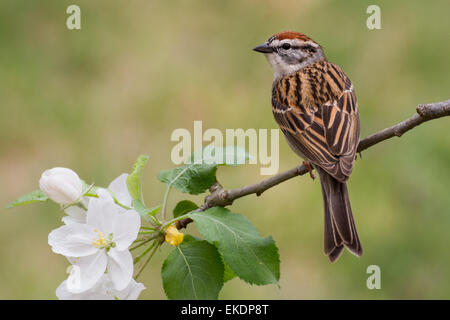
[176,99,450,230]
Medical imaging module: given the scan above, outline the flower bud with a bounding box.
[39,167,83,205]
[164,225,184,246]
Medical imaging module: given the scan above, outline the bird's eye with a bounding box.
[281,43,291,50]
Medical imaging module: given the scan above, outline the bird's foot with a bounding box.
[303,161,315,180]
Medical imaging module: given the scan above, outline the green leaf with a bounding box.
[7,190,49,208]
[126,155,149,201]
[161,239,224,300]
[146,205,161,216]
[189,207,280,285]
[158,163,217,195]
[182,234,202,243]
[173,200,199,218]
[132,199,160,224]
[81,180,99,197]
[190,145,253,166]
[158,146,252,195]
[221,254,237,282]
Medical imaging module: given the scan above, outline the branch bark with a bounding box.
[176,99,450,230]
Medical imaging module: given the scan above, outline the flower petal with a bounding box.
[48,223,98,257]
[68,251,108,293]
[86,189,119,235]
[56,277,112,300]
[63,205,87,225]
[114,278,146,300]
[39,167,82,204]
[107,248,133,291]
[57,273,116,300]
[108,174,132,207]
[164,225,184,246]
[86,189,140,249]
[111,210,141,250]
[56,271,144,300]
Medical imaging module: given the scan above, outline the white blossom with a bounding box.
[107,173,132,208]
[56,274,145,300]
[62,199,89,225]
[49,189,141,293]
[39,167,82,205]
[61,173,131,225]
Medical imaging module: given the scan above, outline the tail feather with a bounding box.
[328,245,344,263]
[317,167,362,262]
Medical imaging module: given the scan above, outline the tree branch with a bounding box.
[176,99,450,230]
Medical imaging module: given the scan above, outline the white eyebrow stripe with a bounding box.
[270,39,281,47]
[304,41,319,48]
[271,38,303,48]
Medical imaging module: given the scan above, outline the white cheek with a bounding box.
[265,53,300,81]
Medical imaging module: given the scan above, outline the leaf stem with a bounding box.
[113,199,133,210]
[138,231,156,235]
[140,226,157,231]
[134,240,157,265]
[76,202,88,211]
[134,242,160,280]
[160,213,192,231]
[160,185,172,223]
[160,161,199,223]
[130,234,160,251]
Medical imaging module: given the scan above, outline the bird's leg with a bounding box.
[303,161,315,180]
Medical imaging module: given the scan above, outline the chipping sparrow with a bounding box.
[254,31,362,262]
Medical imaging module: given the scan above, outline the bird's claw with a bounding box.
[303,161,315,180]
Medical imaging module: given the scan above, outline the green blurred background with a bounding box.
[0,0,449,299]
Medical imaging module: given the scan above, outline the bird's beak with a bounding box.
[253,42,273,53]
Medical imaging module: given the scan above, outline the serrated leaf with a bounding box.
[190,145,253,166]
[220,253,236,282]
[161,239,224,300]
[126,155,149,201]
[189,207,280,285]
[7,190,49,208]
[173,200,199,218]
[158,163,217,195]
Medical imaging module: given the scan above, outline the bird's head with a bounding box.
[253,31,325,80]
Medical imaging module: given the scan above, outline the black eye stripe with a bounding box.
[279,44,296,50]
[278,44,316,50]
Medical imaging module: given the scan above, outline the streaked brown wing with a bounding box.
[272,80,360,182]
[321,88,360,180]
[272,96,340,174]
[322,90,359,155]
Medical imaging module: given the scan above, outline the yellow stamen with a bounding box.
[92,230,107,248]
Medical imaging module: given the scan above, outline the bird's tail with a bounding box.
[316,167,362,262]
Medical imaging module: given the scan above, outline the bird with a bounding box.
[253,31,362,262]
